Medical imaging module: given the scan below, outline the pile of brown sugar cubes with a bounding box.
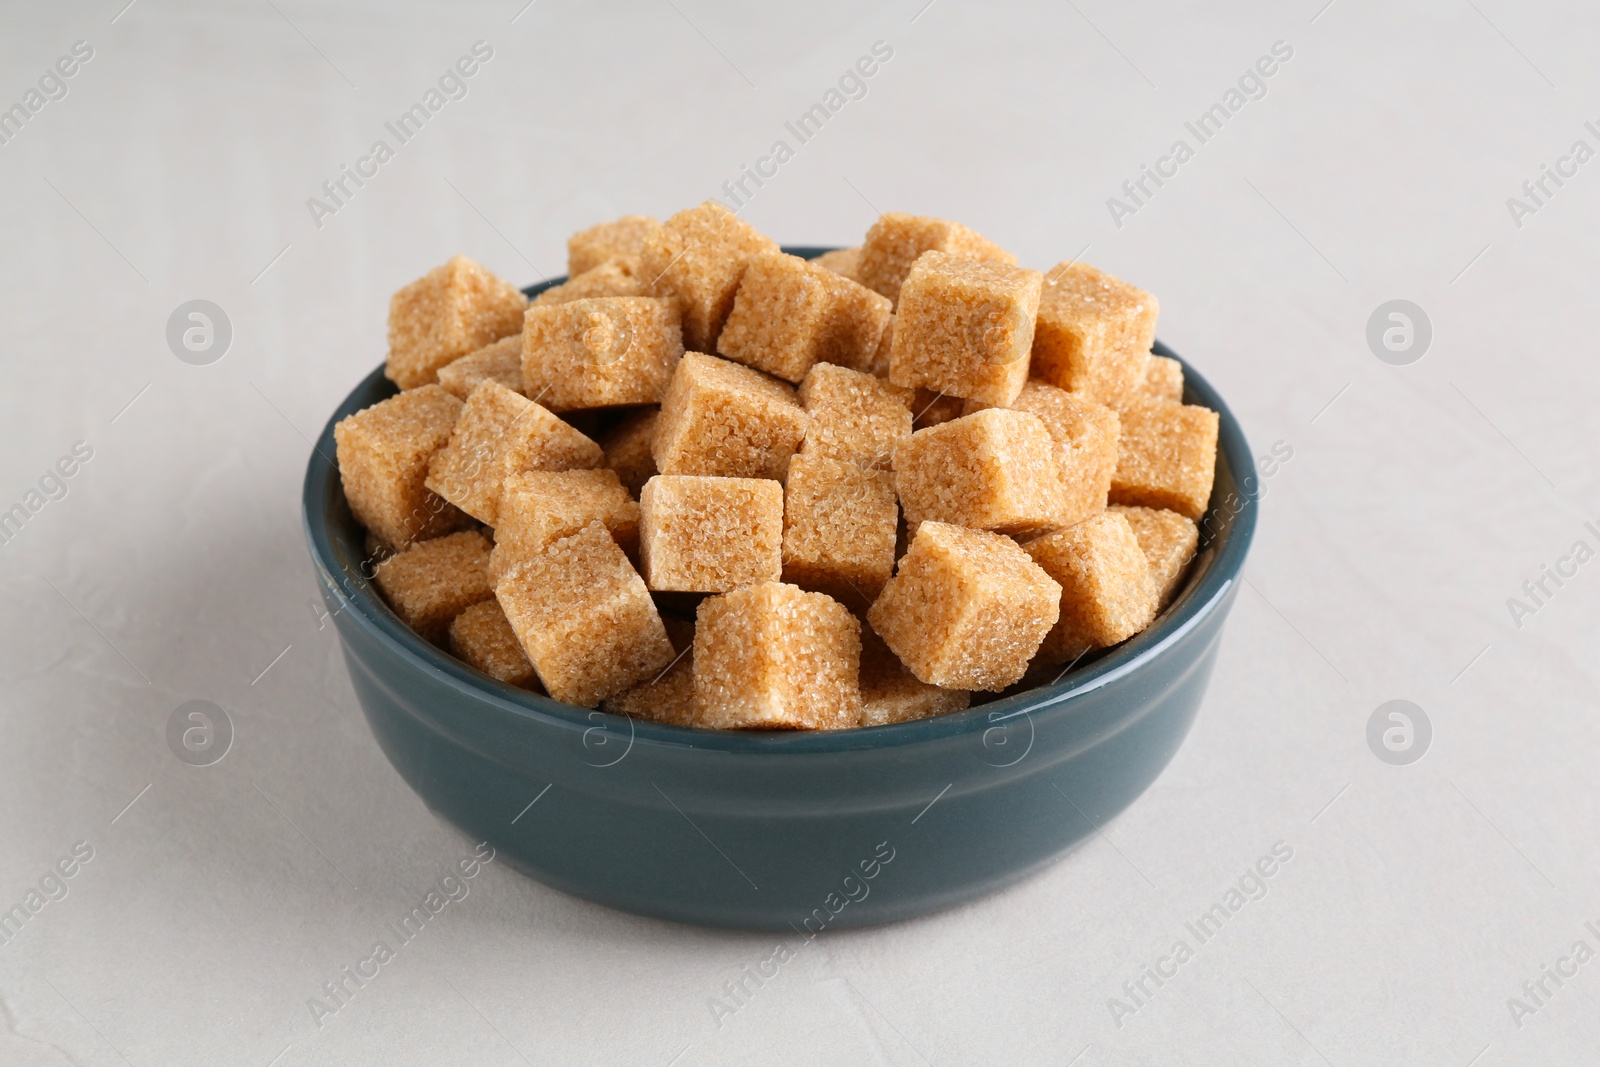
[334,203,1218,730]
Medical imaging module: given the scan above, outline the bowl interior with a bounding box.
[302,251,1257,755]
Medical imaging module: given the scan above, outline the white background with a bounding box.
[2,1,1598,1063]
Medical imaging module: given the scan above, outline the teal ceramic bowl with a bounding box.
[303,249,1257,930]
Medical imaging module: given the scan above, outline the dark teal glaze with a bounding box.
[302,249,1257,930]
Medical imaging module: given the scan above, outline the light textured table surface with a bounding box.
[3,1,1598,1063]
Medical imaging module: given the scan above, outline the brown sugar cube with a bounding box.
[797,363,913,470]
[493,469,641,580]
[532,256,649,307]
[693,582,861,730]
[600,408,659,495]
[858,627,970,727]
[781,455,898,611]
[495,521,674,707]
[335,385,472,549]
[1024,512,1158,665]
[386,255,528,390]
[1108,397,1219,521]
[522,296,683,411]
[867,521,1060,691]
[639,201,779,352]
[639,475,782,592]
[425,381,603,526]
[448,599,539,689]
[1111,505,1199,607]
[715,253,889,382]
[602,618,696,726]
[889,251,1043,407]
[714,252,890,382]
[1144,354,1184,402]
[1032,262,1158,405]
[436,335,525,400]
[811,246,861,281]
[374,530,495,644]
[653,352,808,481]
[819,271,894,374]
[965,381,1121,528]
[716,251,834,382]
[856,213,1017,305]
[568,215,659,277]
[1026,387,1120,529]
[911,386,965,429]
[892,409,1063,536]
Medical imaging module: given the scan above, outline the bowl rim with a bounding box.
[303,251,1257,756]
